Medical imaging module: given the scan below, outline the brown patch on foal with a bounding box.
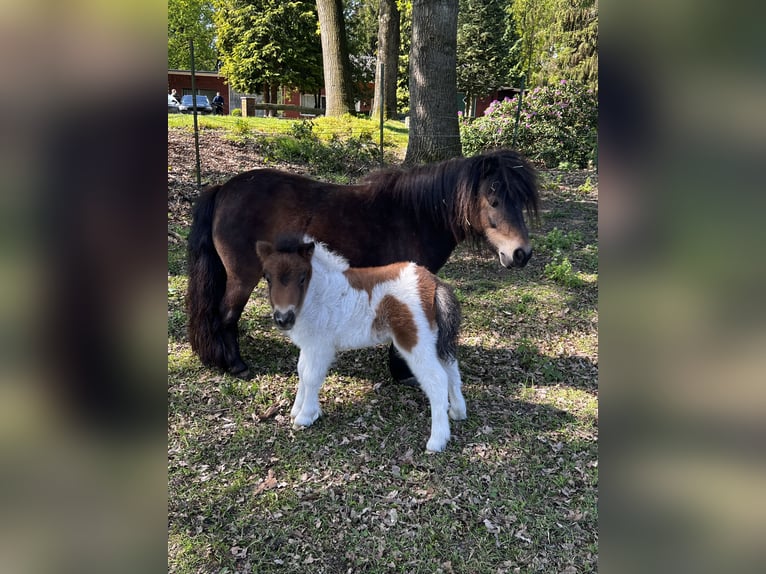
[374,295,418,353]
[414,267,438,328]
[344,262,409,299]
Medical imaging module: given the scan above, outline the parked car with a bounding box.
[178,94,213,115]
[168,94,180,113]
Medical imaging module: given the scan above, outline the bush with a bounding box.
[231,108,242,116]
[228,118,252,142]
[259,119,380,177]
[460,80,597,168]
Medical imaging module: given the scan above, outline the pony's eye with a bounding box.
[489,198,499,208]
[299,272,307,286]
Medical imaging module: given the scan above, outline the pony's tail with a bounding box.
[434,280,461,362]
[186,184,228,368]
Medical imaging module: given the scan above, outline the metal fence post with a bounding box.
[512,75,526,149]
[189,38,201,188]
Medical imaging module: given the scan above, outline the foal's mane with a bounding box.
[273,234,349,273]
[361,149,540,241]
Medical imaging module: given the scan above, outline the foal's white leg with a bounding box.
[404,349,451,452]
[443,359,467,421]
[291,347,334,429]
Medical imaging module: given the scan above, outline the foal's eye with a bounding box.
[489,198,499,208]
[298,272,307,286]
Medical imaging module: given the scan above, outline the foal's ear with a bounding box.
[299,241,315,259]
[256,241,274,261]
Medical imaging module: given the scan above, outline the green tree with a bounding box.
[509,0,597,89]
[556,0,597,89]
[396,0,412,114]
[345,0,380,111]
[509,0,560,86]
[168,0,217,70]
[370,0,400,119]
[457,0,514,117]
[214,0,323,112]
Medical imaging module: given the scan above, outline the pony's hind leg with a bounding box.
[388,343,420,387]
[219,275,258,377]
[442,359,467,421]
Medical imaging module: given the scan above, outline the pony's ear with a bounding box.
[256,241,274,261]
[300,241,315,260]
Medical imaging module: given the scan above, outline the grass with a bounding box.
[168,113,409,152]
[168,135,598,573]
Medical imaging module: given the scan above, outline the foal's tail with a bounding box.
[434,280,461,362]
[186,184,227,368]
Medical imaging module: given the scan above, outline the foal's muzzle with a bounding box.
[273,309,296,330]
[500,247,532,268]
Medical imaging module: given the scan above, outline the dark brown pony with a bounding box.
[187,149,539,378]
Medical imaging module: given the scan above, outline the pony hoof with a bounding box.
[228,365,251,379]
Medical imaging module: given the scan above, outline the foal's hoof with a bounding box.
[291,409,322,429]
[426,440,447,453]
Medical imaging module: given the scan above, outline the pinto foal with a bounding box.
[256,235,467,452]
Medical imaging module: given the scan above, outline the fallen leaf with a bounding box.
[254,469,278,495]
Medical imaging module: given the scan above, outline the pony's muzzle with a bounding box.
[500,247,532,268]
[273,309,296,330]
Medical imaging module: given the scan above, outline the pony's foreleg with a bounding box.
[291,347,334,429]
[404,351,451,452]
[442,359,467,421]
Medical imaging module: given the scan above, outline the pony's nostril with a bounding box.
[274,310,295,328]
[513,247,530,267]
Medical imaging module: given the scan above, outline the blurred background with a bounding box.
[0,2,167,573]
[599,1,766,572]
[0,1,764,572]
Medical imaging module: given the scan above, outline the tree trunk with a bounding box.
[371,0,400,120]
[316,0,353,116]
[270,84,279,117]
[404,0,462,164]
[263,83,277,117]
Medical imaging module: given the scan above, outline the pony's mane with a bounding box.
[272,234,349,272]
[361,149,540,241]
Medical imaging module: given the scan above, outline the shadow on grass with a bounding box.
[170,325,597,392]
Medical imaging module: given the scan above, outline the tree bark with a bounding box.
[371,0,400,120]
[404,0,462,164]
[262,83,279,117]
[316,0,353,116]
